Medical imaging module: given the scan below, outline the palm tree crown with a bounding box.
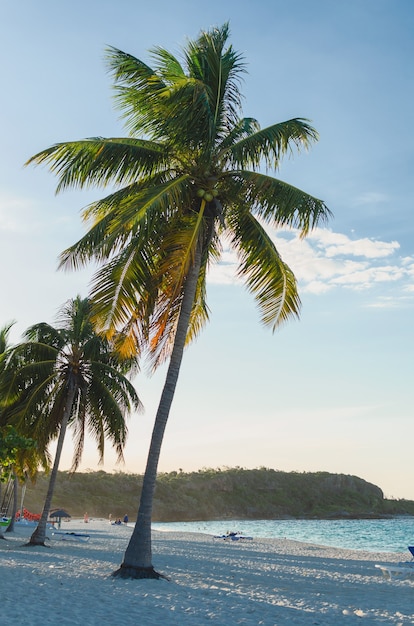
[13,296,141,470]
[28,23,331,366]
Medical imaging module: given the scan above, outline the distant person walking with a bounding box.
[84,512,89,523]
[123,514,129,525]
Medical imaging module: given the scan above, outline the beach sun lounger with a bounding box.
[375,564,414,579]
[213,532,253,541]
[375,546,414,580]
[52,531,90,543]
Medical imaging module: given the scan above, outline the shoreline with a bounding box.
[2,519,414,624]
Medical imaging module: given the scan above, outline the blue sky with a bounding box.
[1,0,413,498]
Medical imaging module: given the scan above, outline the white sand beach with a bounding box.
[1,519,414,625]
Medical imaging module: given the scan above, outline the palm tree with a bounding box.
[5,296,141,545]
[0,323,48,532]
[27,24,332,573]
[1,324,20,529]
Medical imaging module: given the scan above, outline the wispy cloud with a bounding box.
[0,195,32,233]
[353,192,388,206]
[208,227,414,300]
[0,194,77,238]
[306,229,400,259]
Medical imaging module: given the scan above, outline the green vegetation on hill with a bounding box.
[21,467,414,521]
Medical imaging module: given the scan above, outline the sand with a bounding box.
[1,519,414,625]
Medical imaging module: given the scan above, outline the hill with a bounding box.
[21,467,414,521]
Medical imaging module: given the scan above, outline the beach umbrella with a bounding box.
[49,509,71,527]
[50,508,71,519]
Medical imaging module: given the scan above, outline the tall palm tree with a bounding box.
[27,24,332,573]
[5,296,141,545]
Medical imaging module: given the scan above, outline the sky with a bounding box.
[1,0,413,499]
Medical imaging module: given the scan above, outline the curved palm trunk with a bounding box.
[114,250,202,578]
[28,380,76,546]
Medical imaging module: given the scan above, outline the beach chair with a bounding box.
[375,547,414,580]
[213,532,253,541]
[52,531,90,542]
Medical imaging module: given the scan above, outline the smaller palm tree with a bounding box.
[5,296,141,545]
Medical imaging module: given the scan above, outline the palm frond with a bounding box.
[227,210,301,329]
[149,46,186,80]
[183,24,245,145]
[68,392,86,471]
[216,117,261,154]
[225,170,331,236]
[58,174,191,271]
[105,46,167,137]
[222,118,319,170]
[106,47,187,139]
[26,138,167,193]
[88,245,156,346]
[0,322,15,356]
[144,206,212,369]
[106,46,164,87]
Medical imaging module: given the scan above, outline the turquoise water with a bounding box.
[152,517,414,553]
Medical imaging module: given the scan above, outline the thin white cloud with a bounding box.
[307,230,400,259]
[0,195,32,233]
[331,265,405,288]
[364,297,400,309]
[353,192,388,206]
[208,227,414,300]
[0,194,79,239]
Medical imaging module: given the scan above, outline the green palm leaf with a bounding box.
[222,118,319,170]
[26,138,167,193]
[230,170,332,235]
[227,209,301,329]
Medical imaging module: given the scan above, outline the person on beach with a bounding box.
[123,514,128,525]
[84,512,89,523]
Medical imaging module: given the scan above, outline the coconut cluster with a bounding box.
[196,187,219,202]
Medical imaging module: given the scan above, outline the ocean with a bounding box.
[152,517,414,553]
